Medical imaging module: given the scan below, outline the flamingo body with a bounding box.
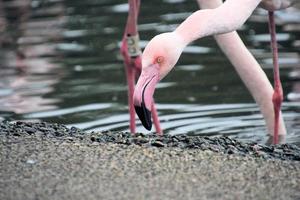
[133,0,296,142]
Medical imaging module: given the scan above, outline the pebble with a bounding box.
[26,159,36,164]
[151,141,165,147]
[1,121,300,161]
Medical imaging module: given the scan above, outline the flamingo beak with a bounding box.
[133,64,160,130]
[134,102,152,130]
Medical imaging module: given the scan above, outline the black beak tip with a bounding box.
[134,103,152,131]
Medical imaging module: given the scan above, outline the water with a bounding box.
[0,0,299,145]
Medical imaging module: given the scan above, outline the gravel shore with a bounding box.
[1,121,300,200]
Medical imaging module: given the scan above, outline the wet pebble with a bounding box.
[1,121,300,161]
[132,137,149,145]
[24,127,36,134]
[226,145,238,154]
[151,141,165,147]
[90,136,96,142]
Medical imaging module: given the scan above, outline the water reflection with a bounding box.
[0,0,299,145]
[0,0,64,114]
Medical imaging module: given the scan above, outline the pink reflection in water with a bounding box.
[0,0,65,114]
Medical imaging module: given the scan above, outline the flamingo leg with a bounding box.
[152,103,163,135]
[268,11,283,144]
[126,65,137,133]
[121,0,162,135]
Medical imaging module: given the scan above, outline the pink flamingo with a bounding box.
[133,0,297,144]
[121,0,162,134]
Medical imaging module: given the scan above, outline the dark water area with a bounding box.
[0,0,299,145]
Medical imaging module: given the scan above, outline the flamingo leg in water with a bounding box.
[121,0,162,134]
[151,103,162,135]
[268,11,283,144]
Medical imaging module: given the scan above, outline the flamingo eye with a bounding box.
[156,56,164,64]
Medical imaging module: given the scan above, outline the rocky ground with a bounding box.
[1,121,300,200]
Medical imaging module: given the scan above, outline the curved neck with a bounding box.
[174,0,261,45]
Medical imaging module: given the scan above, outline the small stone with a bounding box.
[263,146,274,152]
[133,137,149,144]
[70,126,78,133]
[226,146,237,154]
[200,144,208,151]
[13,132,21,136]
[152,141,165,147]
[38,127,49,132]
[16,121,23,126]
[209,145,220,152]
[66,137,74,141]
[274,149,284,154]
[24,127,36,134]
[55,131,64,137]
[26,159,36,164]
[91,136,96,142]
[256,151,269,159]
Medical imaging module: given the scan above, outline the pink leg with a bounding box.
[152,103,163,135]
[268,11,283,144]
[126,66,137,133]
[121,43,138,133]
[120,0,139,134]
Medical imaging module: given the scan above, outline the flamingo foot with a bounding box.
[272,84,283,144]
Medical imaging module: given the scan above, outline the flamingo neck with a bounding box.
[174,0,261,45]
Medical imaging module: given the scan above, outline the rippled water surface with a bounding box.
[0,0,299,145]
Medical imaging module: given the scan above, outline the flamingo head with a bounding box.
[133,32,185,130]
